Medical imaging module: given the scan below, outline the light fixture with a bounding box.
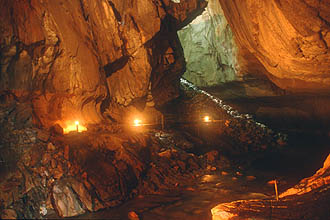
[204,115,210,122]
[133,119,142,127]
[62,120,87,134]
[75,121,79,132]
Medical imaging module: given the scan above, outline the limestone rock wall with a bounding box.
[0,0,207,127]
[178,0,239,87]
[218,0,330,92]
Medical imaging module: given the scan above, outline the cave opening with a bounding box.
[0,0,330,219]
[177,0,238,87]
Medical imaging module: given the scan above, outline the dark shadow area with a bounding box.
[104,56,130,78]
[203,86,330,186]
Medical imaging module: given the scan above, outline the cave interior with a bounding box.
[0,0,330,219]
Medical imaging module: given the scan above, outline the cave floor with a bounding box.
[43,86,327,220]
[63,128,329,220]
[72,169,271,220]
[42,128,274,220]
[73,90,330,220]
[34,82,330,220]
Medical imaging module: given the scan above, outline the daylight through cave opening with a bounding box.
[177,0,239,87]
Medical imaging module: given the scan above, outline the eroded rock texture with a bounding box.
[178,0,238,87]
[0,0,207,127]
[218,0,330,92]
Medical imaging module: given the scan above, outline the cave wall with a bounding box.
[178,0,239,87]
[2,0,328,129]
[218,0,330,92]
[0,0,207,127]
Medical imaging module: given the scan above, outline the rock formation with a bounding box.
[1,0,329,122]
[1,0,330,219]
[211,154,330,220]
[178,0,238,87]
[0,98,209,218]
[0,0,207,128]
[218,0,330,92]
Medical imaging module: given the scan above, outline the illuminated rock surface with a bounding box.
[1,80,329,219]
[0,100,207,218]
[218,0,330,92]
[211,154,330,220]
[0,0,206,127]
[280,154,330,198]
[1,0,330,219]
[179,0,330,93]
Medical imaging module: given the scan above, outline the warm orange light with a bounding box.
[133,119,142,127]
[63,120,87,134]
[204,116,210,122]
[75,121,79,132]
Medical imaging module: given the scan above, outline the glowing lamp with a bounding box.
[63,120,87,134]
[204,116,210,122]
[133,119,142,127]
[75,121,79,132]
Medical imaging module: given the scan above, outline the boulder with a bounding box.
[52,180,85,217]
[205,150,219,164]
[68,178,93,212]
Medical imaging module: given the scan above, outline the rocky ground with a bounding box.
[0,114,206,218]
[0,85,283,219]
[0,90,235,219]
[168,79,287,157]
[1,84,329,220]
[201,81,330,220]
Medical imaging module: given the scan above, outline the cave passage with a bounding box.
[1,0,330,219]
[57,78,330,220]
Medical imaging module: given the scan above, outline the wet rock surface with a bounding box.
[280,154,330,198]
[52,179,86,217]
[211,154,330,220]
